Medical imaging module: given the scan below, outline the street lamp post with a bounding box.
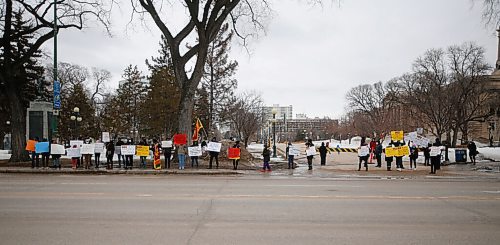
[70,107,82,139]
[348,133,351,145]
[272,108,277,158]
[488,122,494,147]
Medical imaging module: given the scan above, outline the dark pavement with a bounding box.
[0,174,499,245]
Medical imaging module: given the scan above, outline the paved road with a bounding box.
[1,174,499,245]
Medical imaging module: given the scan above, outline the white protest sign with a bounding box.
[188,146,202,157]
[81,144,95,155]
[408,131,417,140]
[358,146,370,157]
[207,142,222,152]
[70,140,84,148]
[161,141,173,148]
[306,146,316,156]
[66,148,81,158]
[114,146,121,155]
[430,146,441,157]
[102,132,110,143]
[50,144,65,155]
[288,146,300,156]
[121,145,136,155]
[94,143,105,153]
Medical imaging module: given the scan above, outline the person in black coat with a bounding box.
[424,143,431,166]
[384,143,394,171]
[430,138,442,174]
[467,141,478,165]
[191,141,200,168]
[375,141,383,168]
[106,141,115,169]
[358,137,369,171]
[318,142,328,166]
[208,137,220,169]
[116,140,123,168]
[162,138,173,169]
[262,144,271,171]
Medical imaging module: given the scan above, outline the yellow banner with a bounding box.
[385,145,410,157]
[391,131,404,141]
[136,145,150,156]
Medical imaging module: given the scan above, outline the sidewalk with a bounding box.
[0,167,241,175]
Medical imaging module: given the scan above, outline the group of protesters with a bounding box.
[26,136,244,170]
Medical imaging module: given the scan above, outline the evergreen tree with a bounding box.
[141,36,182,137]
[201,23,238,131]
[116,65,146,139]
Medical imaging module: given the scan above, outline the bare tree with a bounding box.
[90,67,111,104]
[1,0,111,161]
[134,0,271,140]
[345,81,387,134]
[225,91,263,147]
[480,0,500,27]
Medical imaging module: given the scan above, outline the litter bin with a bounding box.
[455,149,467,163]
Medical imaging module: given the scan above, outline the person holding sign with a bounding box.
[94,140,103,169]
[139,139,148,169]
[358,137,369,171]
[208,137,220,169]
[430,138,442,174]
[153,139,161,170]
[384,143,394,171]
[28,137,40,169]
[230,141,241,170]
[162,138,173,169]
[305,139,315,170]
[50,140,62,170]
[190,141,200,168]
[287,142,296,169]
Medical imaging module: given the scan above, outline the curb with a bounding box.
[0,168,242,175]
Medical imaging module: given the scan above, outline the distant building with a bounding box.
[262,104,293,121]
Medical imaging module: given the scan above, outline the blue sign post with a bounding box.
[53,80,61,110]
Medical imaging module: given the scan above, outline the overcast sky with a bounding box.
[43,0,499,119]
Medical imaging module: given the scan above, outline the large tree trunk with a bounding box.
[7,87,29,162]
[178,95,194,143]
[451,127,459,147]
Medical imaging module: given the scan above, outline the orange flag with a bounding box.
[192,118,204,141]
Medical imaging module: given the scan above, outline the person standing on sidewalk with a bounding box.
[424,143,431,166]
[232,141,241,170]
[430,138,442,174]
[94,140,102,169]
[40,138,50,169]
[30,137,40,169]
[262,144,271,171]
[305,139,315,170]
[106,140,115,169]
[191,141,200,168]
[116,139,123,168]
[375,140,383,168]
[208,137,220,169]
[384,144,394,171]
[51,139,61,170]
[287,142,295,169]
[318,142,328,166]
[467,140,477,165]
[139,138,148,169]
[358,138,369,171]
[409,142,418,170]
[162,138,173,169]
[177,143,186,170]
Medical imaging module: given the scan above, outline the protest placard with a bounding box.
[80,144,95,155]
[94,143,105,153]
[207,142,222,152]
[391,131,404,141]
[102,132,110,143]
[50,144,65,155]
[228,148,241,159]
[136,145,150,156]
[385,147,396,157]
[173,134,187,145]
[430,146,441,157]
[398,145,410,156]
[358,146,370,157]
[35,142,49,153]
[70,140,84,148]
[188,146,203,157]
[121,145,136,155]
[288,147,301,156]
[161,141,173,148]
[306,146,316,156]
[67,148,81,158]
[25,140,37,151]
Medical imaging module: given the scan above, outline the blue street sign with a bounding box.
[53,80,61,109]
